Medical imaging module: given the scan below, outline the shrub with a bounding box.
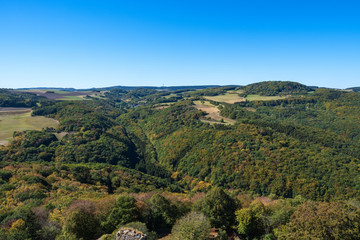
[171,212,211,240]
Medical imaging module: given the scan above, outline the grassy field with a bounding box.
[164,93,179,99]
[204,91,289,103]
[0,110,58,145]
[245,94,288,101]
[205,93,245,103]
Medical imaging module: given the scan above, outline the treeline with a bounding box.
[0,163,359,240]
[184,86,236,97]
[0,89,47,107]
[102,88,184,107]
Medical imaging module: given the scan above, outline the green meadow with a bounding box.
[205,92,246,103]
[0,110,58,145]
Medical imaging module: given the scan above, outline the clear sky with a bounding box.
[1,0,359,89]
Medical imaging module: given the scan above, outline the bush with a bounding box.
[171,212,211,240]
[194,187,239,228]
[236,200,266,238]
[147,194,179,230]
[61,200,101,240]
[101,195,138,233]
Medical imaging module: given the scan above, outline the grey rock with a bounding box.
[115,228,147,240]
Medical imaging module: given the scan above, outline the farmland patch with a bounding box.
[0,109,58,145]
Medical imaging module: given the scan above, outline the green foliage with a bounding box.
[241,81,311,96]
[7,86,360,201]
[55,231,78,240]
[147,194,180,230]
[171,212,211,240]
[194,187,238,228]
[1,83,360,240]
[0,170,12,181]
[267,200,296,229]
[2,130,57,162]
[61,200,101,240]
[0,89,46,107]
[185,86,233,97]
[275,201,360,239]
[101,195,138,233]
[72,166,91,183]
[236,200,267,238]
[236,198,299,239]
[32,100,121,132]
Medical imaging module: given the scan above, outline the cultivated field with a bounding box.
[205,93,246,104]
[17,90,104,100]
[0,108,58,145]
[193,101,236,125]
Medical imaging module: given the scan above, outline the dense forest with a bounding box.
[0,81,360,239]
[239,81,311,96]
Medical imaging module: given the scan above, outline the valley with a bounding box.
[0,81,359,239]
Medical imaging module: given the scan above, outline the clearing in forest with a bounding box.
[205,91,289,104]
[205,92,245,104]
[193,101,236,125]
[0,108,58,145]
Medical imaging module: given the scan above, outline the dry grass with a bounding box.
[154,105,170,110]
[245,107,256,112]
[193,101,236,125]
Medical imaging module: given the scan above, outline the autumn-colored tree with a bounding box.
[275,201,360,239]
[60,200,101,240]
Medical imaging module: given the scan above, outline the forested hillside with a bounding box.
[0,90,47,107]
[0,82,359,239]
[239,81,312,96]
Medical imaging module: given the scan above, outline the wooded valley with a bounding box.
[0,81,359,239]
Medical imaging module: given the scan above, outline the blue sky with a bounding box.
[0,0,359,88]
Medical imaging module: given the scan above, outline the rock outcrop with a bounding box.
[115,228,147,240]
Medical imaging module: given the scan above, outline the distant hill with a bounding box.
[241,81,313,96]
[17,87,78,91]
[346,87,360,92]
[17,85,240,92]
[98,85,240,91]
